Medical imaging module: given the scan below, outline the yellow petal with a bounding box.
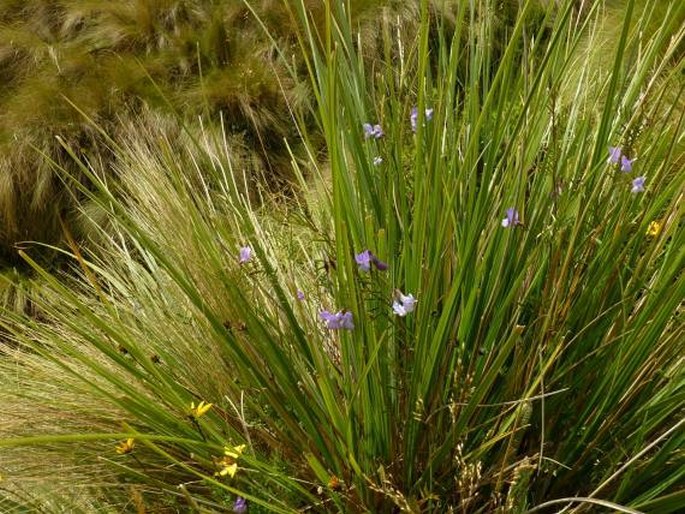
[219,463,238,478]
[327,475,341,490]
[116,438,135,454]
[224,444,246,459]
[197,401,213,416]
[646,220,662,237]
[190,400,213,418]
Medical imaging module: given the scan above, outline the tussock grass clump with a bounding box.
[1,0,684,512]
[0,0,406,266]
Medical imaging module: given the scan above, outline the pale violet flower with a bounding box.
[392,290,417,317]
[621,155,634,172]
[410,108,418,131]
[355,250,388,272]
[631,176,646,193]
[608,146,622,164]
[238,246,252,264]
[320,310,354,330]
[363,123,384,139]
[296,290,305,301]
[355,250,372,272]
[608,146,635,172]
[233,497,248,513]
[501,208,520,228]
[410,106,434,132]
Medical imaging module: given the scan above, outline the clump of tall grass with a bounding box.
[1,0,684,512]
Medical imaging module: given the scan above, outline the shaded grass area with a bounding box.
[0,0,413,267]
[1,0,684,512]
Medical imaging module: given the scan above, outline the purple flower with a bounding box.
[631,176,646,193]
[296,290,305,301]
[238,246,252,264]
[363,123,384,139]
[392,290,417,317]
[620,155,634,172]
[233,496,248,513]
[608,146,635,172]
[355,250,388,272]
[373,156,383,166]
[501,208,520,228]
[355,250,372,272]
[320,310,354,330]
[410,107,434,132]
[608,146,622,164]
[339,311,354,329]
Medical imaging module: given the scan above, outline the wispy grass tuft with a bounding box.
[0,0,394,264]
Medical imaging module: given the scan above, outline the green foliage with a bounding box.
[1,0,684,512]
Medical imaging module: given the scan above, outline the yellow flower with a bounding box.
[189,400,213,418]
[217,461,238,478]
[215,444,246,478]
[224,444,246,459]
[327,475,342,490]
[116,438,135,455]
[646,220,662,237]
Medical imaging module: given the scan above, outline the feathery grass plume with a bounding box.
[0,0,389,268]
[1,0,684,511]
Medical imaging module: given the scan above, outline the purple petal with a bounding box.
[320,310,353,330]
[320,310,335,322]
[620,155,633,173]
[238,246,252,264]
[502,208,519,228]
[340,311,355,330]
[296,290,305,301]
[608,146,622,164]
[326,318,342,330]
[364,122,384,139]
[392,300,407,317]
[400,293,417,313]
[320,310,340,329]
[233,497,248,513]
[410,106,433,132]
[631,176,646,193]
[393,291,417,317]
[410,107,418,132]
[355,250,373,272]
